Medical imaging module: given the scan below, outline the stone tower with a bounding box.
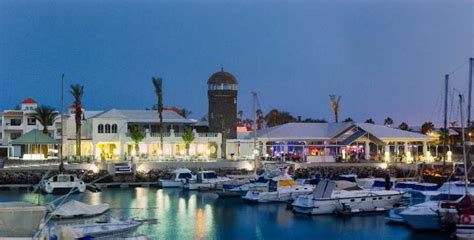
[208,69,238,158]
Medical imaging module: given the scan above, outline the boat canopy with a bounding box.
[278,180,297,187]
[51,200,110,218]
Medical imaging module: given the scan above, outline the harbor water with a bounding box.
[0,188,449,240]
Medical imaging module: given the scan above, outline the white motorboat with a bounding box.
[0,202,47,238]
[158,168,195,188]
[39,174,86,194]
[398,181,474,230]
[51,200,110,219]
[242,175,314,203]
[183,170,230,190]
[385,190,441,223]
[292,180,403,215]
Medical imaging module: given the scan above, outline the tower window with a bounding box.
[105,124,111,133]
[98,124,104,133]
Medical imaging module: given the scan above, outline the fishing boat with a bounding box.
[0,202,47,238]
[183,170,230,190]
[242,175,314,203]
[50,200,110,219]
[158,168,195,188]
[292,180,403,215]
[39,174,86,194]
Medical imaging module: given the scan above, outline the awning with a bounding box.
[9,129,59,145]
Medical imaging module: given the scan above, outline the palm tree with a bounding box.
[421,122,435,135]
[399,122,409,131]
[129,125,145,157]
[182,128,195,155]
[365,118,375,124]
[384,117,394,127]
[343,117,354,123]
[70,84,84,157]
[152,77,164,151]
[329,95,341,123]
[32,105,59,134]
[180,108,193,118]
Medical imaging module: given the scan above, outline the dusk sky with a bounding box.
[0,0,473,126]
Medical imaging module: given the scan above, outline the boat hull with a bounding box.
[0,203,47,238]
[293,193,403,215]
[159,180,184,188]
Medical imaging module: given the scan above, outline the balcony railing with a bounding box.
[125,132,219,138]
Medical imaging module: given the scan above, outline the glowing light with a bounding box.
[342,149,347,160]
[425,152,433,163]
[384,151,390,163]
[447,151,452,162]
[253,149,259,156]
[90,164,99,173]
[179,149,185,155]
[113,149,119,155]
[405,152,413,164]
[158,149,163,155]
[205,149,211,156]
[380,163,388,169]
[131,149,136,156]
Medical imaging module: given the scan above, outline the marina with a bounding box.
[0,187,449,240]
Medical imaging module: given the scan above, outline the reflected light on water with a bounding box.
[196,208,205,239]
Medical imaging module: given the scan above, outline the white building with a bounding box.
[227,122,439,163]
[1,98,222,161]
[64,108,222,161]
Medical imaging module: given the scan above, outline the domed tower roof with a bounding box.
[207,70,238,85]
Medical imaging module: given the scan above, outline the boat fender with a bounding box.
[461,214,471,224]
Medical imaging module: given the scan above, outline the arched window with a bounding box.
[105,124,111,133]
[98,124,104,133]
[112,124,117,133]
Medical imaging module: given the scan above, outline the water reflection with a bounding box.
[0,189,449,240]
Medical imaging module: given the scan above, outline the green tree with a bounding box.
[70,84,84,157]
[399,122,409,131]
[182,128,195,155]
[365,118,375,124]
[421,122,435,135]
[152,77,164,151]
[303,118,328,123]
[180,108,193,118]
[384,117,394,127]
[32,105,59,134]
[343,117,354,123]
[129,125,145,157]
[329,95,341,123]
[264,109,296,128]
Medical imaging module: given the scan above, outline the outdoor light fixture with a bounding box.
[405,152,413,164]
[447,151,452,162]
[253,149,259,156]
[342,149,346,160]
[384,151,390,163]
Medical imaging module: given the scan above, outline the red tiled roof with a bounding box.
[22,98,37,104]
[163,107,182,115]
[4,110,24,116]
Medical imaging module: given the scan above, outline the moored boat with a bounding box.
[242,175,314,203]
[183,170,230,190]
[158,168,195,188]
[0,202,47,238]
[292,180,403,215]
[39,174,86,194]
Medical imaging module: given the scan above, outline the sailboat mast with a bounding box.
[252,91,258,175]
[468,58,474,127]
[443,74,449,170]
[60,74,64,162]
[459,94,468,192]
